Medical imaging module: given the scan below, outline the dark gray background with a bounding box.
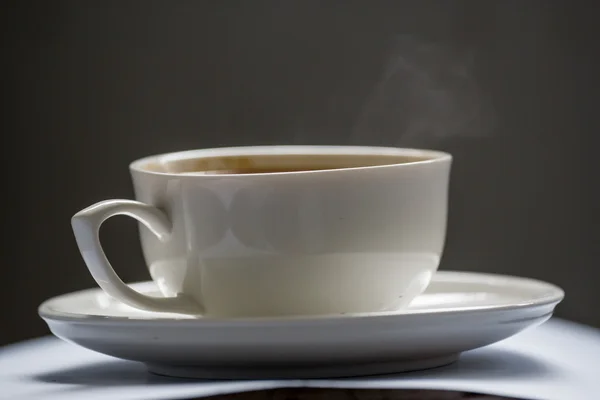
[2,1,599,345]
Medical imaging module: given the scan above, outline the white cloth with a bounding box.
[1,318,599,400]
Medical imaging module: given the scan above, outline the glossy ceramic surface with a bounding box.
[71,146,452,317]
[39,271,564,379]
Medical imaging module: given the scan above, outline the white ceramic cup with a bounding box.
[71,146,452,317]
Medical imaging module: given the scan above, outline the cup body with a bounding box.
[129,146,452,317]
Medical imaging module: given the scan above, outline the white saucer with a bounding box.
[39,271,564,380]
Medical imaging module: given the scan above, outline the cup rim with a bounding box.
[129,145,452,177]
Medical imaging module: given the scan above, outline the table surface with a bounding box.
[1,318,599,400]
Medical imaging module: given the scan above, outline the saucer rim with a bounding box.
[38,271,564,325]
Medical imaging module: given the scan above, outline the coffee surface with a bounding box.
[146,154,431,175]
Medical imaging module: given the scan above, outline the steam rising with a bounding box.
[353,36,493,145]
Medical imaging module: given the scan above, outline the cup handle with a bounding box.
[71,199,202,315]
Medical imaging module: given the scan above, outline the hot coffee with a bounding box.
[145,153,432,175]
